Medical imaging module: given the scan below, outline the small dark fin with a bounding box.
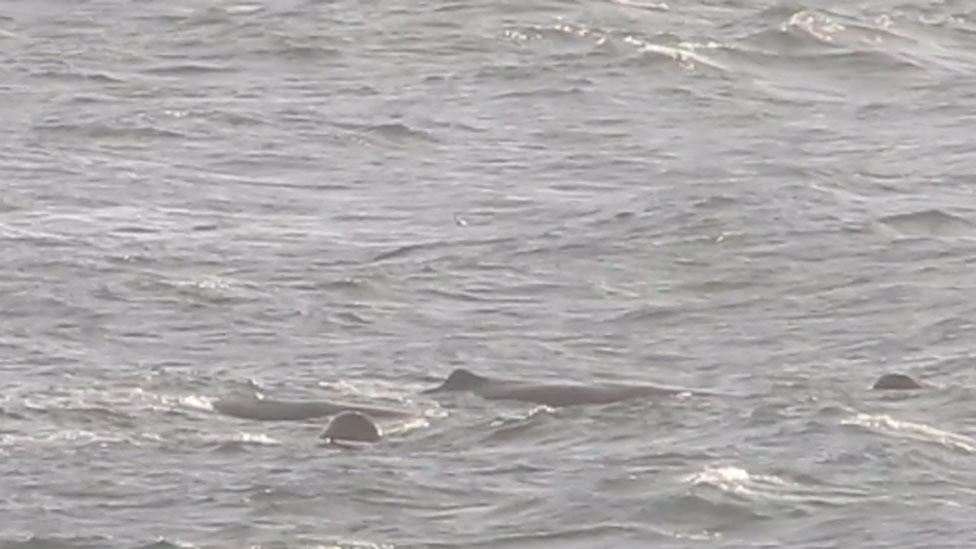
[872,373,923,390]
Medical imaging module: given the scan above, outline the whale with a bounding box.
[214,399,390,445]
[422,368,703,407]
[320,411,382,443]
[213,397,408,421]
[871,373,923,390]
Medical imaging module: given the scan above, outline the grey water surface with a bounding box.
[3,0,976,547]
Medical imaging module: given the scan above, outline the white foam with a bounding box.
[234,432,279,445]
[149,539,199,549]
[611,0,669,11]
[686,466,791,498]
[622,36,728,71]
[381,417,430,436]
[317,379,406,401]
[489,404,555,427]
[842,413,976,453]
[329,541,395,549]
[785,10,846,43]
[667,529,722,541]
[225,4,264,16]
[178,394,216,412]
[318,378,440,419]
[287,541,394,549]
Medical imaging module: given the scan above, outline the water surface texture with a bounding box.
[3,0,976,547]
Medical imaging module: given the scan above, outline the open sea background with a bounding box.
[2,0,976,547]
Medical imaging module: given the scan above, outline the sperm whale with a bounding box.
[422,368,703,407]
[213,397,408,421]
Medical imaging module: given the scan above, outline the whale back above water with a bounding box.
[422,368,692,407]
[872,373,923,390]
[319,411,381,443]
[421,368,492,393]
[213,397,408,421]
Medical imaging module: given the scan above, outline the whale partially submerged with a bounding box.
[320,411,382,443]
[213,397,407,421]
[213,398,391,445]
[205,371,924,445]
[422,368,702,407]
[871,373,923,390]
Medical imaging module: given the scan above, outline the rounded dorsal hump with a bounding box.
[320,411,381,443]
[442,368,490,390]
[421,368,492,393]
[872,373,922,390]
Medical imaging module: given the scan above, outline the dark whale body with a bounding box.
[213,397,407,421]
[320,411,382,443]
[871,373,923,390]
[213,399,389,444]
[422,368,700,407]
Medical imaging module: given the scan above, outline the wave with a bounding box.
[210,431,280,452]
[740,6,976,74]
[842,413,976,454]
[0,536,116,549]
[503,21,729,73]
[142,63,236,76]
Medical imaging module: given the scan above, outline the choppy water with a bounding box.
[3,0,976,547]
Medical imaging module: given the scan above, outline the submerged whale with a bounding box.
[422,368,701,407]
[213,397,407,421]
[871,373,923,390]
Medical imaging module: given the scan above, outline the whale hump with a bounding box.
[320,411,381,443]
[421,368,491,393]
[872,373,922,390]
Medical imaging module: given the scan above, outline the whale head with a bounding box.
[422,368,491,393]
[320,411,381,443]
[872,373,922,390]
